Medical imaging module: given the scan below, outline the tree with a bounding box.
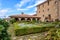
[0,18,11,40]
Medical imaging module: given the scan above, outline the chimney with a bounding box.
[21,12,24,14]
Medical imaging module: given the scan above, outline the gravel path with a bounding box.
[12,32,48,40]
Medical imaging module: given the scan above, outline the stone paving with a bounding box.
[12,32,47,40]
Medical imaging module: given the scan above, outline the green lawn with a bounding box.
[13,22,57,30]
[13,22,41,30]
[11,22,59,36]
[7,21,60,40]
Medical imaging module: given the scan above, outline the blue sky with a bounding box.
[0,0,46,18]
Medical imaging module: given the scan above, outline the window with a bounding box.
[43,15,44,17]
[48,14,51,17]
[43,10,44,12]
[55,1,57,4]
[48,9,49,11]
[39,11,40,13]
[48,1,49,5]
[43,5,44,7]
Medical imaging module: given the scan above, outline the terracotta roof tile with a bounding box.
[9,14,40,18]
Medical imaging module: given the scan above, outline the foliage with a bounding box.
[44,28,60,40]
[0,18,10,40]
[15,22,56,36]
[11,21,60,40]
[10,18,16,24]
[56,28,60,38]
[0,25,4,31]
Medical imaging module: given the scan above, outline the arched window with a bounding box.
[48,14,51,17]
[43,15,44,17]
[48,1,49,5]
[48,14,51,19]
[55,1,57,4]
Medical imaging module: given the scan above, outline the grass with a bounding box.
[12,22,58,36]
[13,22,41,30]
[7,21,60,40]
[13,22,20,30]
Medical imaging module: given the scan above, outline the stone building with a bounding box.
[9,13,40,21]
[36,0,60,22]
[10,0,60,22]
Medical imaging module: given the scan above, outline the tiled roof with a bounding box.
[9,14,40,18]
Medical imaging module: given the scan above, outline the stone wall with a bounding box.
[37,0,58,22]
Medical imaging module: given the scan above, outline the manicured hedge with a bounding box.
[15,23,56,36]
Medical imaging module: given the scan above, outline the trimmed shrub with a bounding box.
[15,26,53,36]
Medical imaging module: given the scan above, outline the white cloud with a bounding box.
[0,9,9,17]
[34,7,37,12]
[27,12,36,15]
[17,8,28,11]
[15,0,31,11]
[26,0,46,8]
[15,0,46,11]
[0,4,10,18]
[16,0,31,8]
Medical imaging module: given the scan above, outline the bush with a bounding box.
[10,18,16,24]
[45,28,60,40]
[0,18,11,40]
[15,24,55,36]
[0,25,4,31]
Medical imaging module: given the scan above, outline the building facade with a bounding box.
[37,0,60,22]
[10,13,41,21]
[10,0,60,22]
